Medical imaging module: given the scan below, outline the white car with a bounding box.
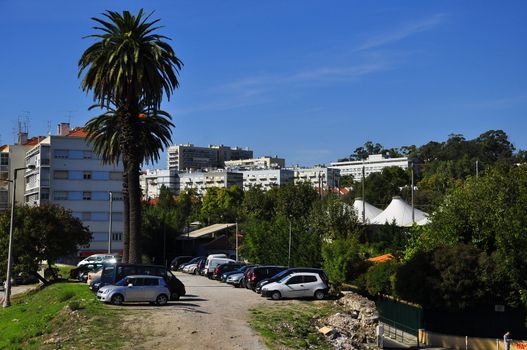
[182,263,198,274]
[96,275,171,306]
[261,272,328,300]
[226,272,245,287]
[77,254,118,267]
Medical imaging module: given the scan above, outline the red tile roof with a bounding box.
[66,128,88,137]
[24,136,47,145]
[368,253,395,263]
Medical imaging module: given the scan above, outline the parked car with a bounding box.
[169,256,194,270]
[205,258,235,278]
[261,272,328,300]
[70,263,104,281]
[212,262,245,280]
[246,266,287,291]
[77,254,118,267]
[96,275,171,305]
[97,263,185,301]
[86,266,105,286]
[226,271,246,287]
[196,258,207,276]
[255,267,329,293]
[178,256,205,271]
[221,265,254,282]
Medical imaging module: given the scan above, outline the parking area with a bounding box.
[123,271,279,349]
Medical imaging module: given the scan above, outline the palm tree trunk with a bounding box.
[121,158,130,263]
[127,157,142,263]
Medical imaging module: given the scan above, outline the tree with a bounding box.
[0,205,91,282]
[404,164,527,308]
[84,101,174,262]
[365,260,399,296]
[274,182,318,219]
[242,185,276,220]
[201,186,243,224]
[79,9,182,263]
[364,166,409,207]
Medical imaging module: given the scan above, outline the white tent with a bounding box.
[352,198,383,224]
[371,196,429,227]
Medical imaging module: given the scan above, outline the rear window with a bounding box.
[304,275,317,283]
[101,266,114,279]
[143,278,159,286]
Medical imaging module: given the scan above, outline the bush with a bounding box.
[365,260,399,296]
[322,237,366,285]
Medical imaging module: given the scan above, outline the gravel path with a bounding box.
[123,272,272,350]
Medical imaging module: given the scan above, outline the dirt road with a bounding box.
[124,272,271,350]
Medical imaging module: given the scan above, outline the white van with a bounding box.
[77,254,117,267]
[205,258,235,278]
[200,254,227,275]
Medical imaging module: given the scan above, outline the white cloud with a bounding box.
[356,13,446,52]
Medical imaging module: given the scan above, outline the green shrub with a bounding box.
[365,260,399,296]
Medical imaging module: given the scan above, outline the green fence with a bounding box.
[376,295,423,336]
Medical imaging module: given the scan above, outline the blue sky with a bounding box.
[1,1,526,166]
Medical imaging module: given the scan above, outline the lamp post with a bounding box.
[4,165,35,308]
[288,216,292,268]
[108,191,113,254]
[235,219,239,262]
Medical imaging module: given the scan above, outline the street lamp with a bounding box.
[108,191,113,254]
[288,216,292,268]
[3,165,35,308]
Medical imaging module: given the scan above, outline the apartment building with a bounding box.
[23,124,124,256]
[240,168,294,191]
[292,166,340,190]
[140,169,179,199]
[330,154,410,181]
[224,156,285,170]
[0,133,43,210]
[178,170,243,195]
[167,144,253,171]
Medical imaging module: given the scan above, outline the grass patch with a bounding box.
[53,264,76,279]
[249,301,341,350]
[0,282,130,349]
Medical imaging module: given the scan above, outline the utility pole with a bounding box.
[288,217,292,267]
[362,164,366,224]
[411,162,415,224]
[235,219,239,262]
[476,160,479,179]
[108,191,113,254]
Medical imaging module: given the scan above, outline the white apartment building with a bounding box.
[140,169,178,199]
[224,156,285,170]
[0,134,42,210]
[178,170,243,195]
[240,168,294,191]
[292,166,340,190]
[330,154,410,181]
[167,144,253,171]
[23,125,124,256]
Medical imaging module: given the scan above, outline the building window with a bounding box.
[83,171,92,180]
[54,150,68,159]
[69,150,83,159]
[83,191,92,200]
[112,232,122,241]
[92,192,108,201]
[83,151,93,159]
[54,191,68,200]
[112,192,123,201]
[54,170,68,179]
[92,212,108,221]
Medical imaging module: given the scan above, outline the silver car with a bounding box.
[97,275,171,306]
[261,272,328,300]
[226,272,244,287]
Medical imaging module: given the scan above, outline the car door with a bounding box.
[124,278,145,301]
[300,275,318,297]
[142,277,159,300]
[283,276,304,298]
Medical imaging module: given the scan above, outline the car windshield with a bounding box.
[278,275,292,283]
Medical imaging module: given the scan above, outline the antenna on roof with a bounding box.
[47,120,52,135]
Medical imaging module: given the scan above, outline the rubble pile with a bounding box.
[316,292,380,350]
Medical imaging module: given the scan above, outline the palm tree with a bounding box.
[85,103,174,262]
[79,9,182,263]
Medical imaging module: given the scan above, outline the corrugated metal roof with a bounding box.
[187,223,236,238]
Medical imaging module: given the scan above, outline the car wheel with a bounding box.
[111,294,124,305]
[314,290,325,300]
[156,294,169,306]
[171,291,180,301]
[271,291,281,300]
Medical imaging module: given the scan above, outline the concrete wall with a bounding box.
[421,330,527,350]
